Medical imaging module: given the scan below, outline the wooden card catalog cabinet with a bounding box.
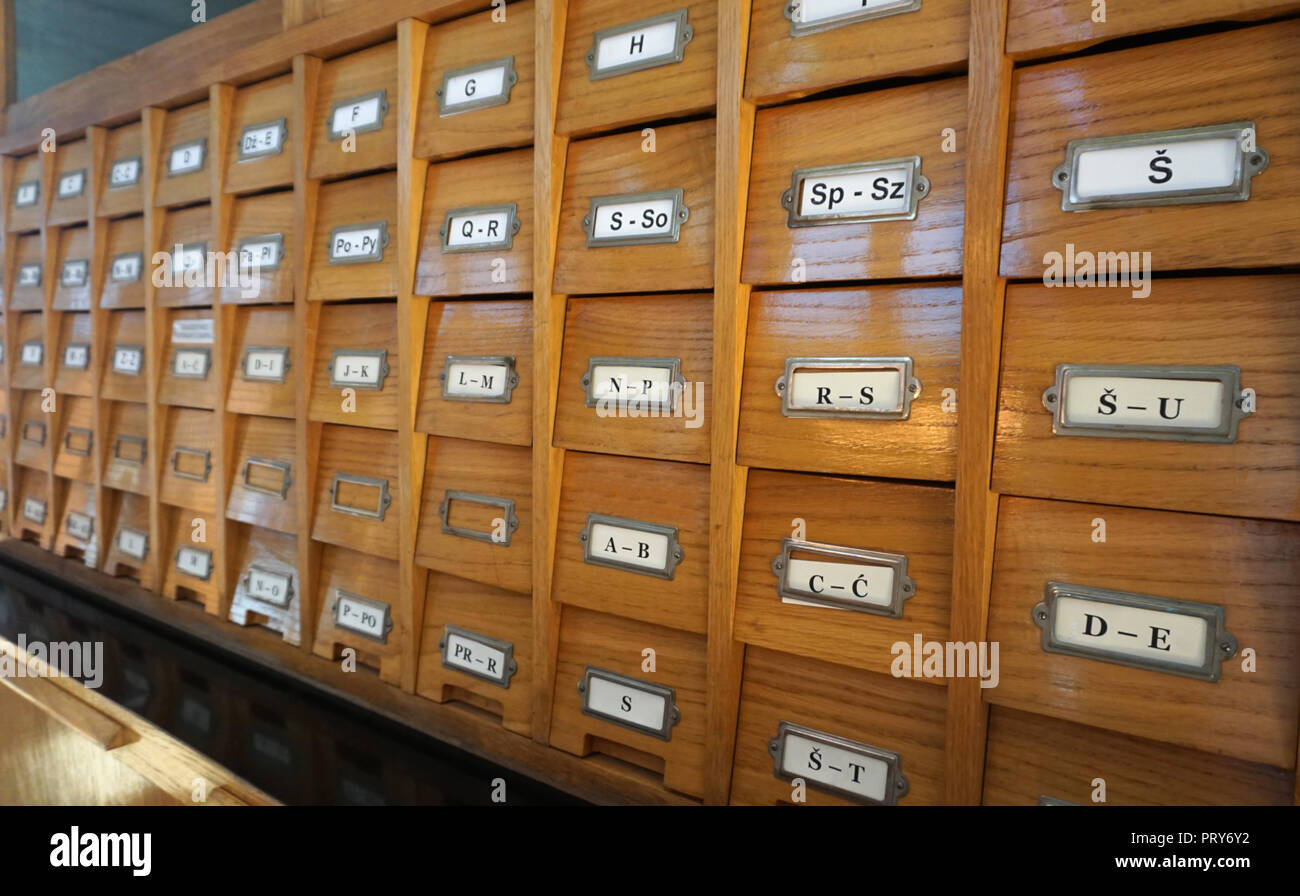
[228,306,294,418]
[735,470,953,677]
[161,507,221,611]
[15,466,53,547]
[102,489,153,586]
[311,424,399,561]
[987,497,1300,770]
[8,153,43,233]
[309,41,398,180]
[555,119,714,294]
[311,544,405,686]
[746,0,968,103]
[415,148,533,296]
[100,216,147,309]
[557,0,717,136]
[221,191,294,304]
[54,311,93,397]
[556,294,712,463]
[103,401,150,495]
[227,415,296,534]
[228,523,300,645]
[983,707,1294,806]
[155,100,211,208]
[53,226,92,310]
[415,437,531,593]
[414,0,535,160]
[307,173,398,300]
[225,74,293,195]
[740,285,960,480]
[13,315,45,390]
[550,606,707,798]
[54,479,97,562]
[9,234,45,311]
[1001,21,1300,276]
[552,451,708,634]
[309,301,399,430]
[157,204,214,307]
[417,571,532,735]
[101,310,148,403]
[48,139,90,227]
[996,277,1298,521]
[54,395,96,483]
[730,647,945,805]
[159,309,217,409]
[99,121,145,218]
[416,299,531,447]
[744,76,966,284]
[160,408,218,513]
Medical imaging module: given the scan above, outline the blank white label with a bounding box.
[330,226,385,261]
[61,259,88,287]
[594,19,681,74]
[1075,137,1238,201]
[112,346,143,374]
[117,528,147,560]
[171,318,214,344]
[170,244,206,278]
[589,363,675,407]
[444,632,509,683]
[335,593,389,641]
[172,349,210,378]
[23,498,46,524]
[17,264,41,287]
[66,511,93,541]
[1052,595,1209,671]
[57,170,85,198]
[110,253,143,282]
[331,95,383,135]
[1063,376,1225,431]
[777,729,890,803]
[63,344,90,369]
[797,165,914,220]
[783,557,895,611]
[240,121,284,158]
[177,546,212,579]
[238,236,282,269]
[14,181,38,206]
[788,367,903,413]
[333,353,383,387]
[591,196,678,241]
[109,158,141,187]
[168,140,205,175]
[442,64,509,109]
[588,521,671,574]
[586,675,668,733]
[444,210,513,250]
[244,348,288,381]
[20,342,43,365]
[246,566,292,607]
[445,361,510,399]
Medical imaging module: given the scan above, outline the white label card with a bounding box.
[14,181,38,207]
[112,345,143,374]
[443,209,514,250]
[334,592,390,642]
[445,361,510,399]
[176,546,213,580]
[443,631,510,684]
[331,94,384,137]
[117,527,148,560]
[245,566,292,608]
[109,157,141,188]
[591,196,678,241]
[588,521,671,574]
[592,17,685,76]
[243,348,288,382]
[57,170,86,198]
[797,165,914,220]
[442,63,509,110]
[783,557,896,611]
[171,318,214,345]
[61,259,89,287]
[20,341,43,365]
[170,244,207,278]
[23,497,46,524]
[63,343,90,369]
[777,729,891,803]
[1075,137,1238,201]
[787,367,903,413]
[1051,595,1209,671]
[168,140,205,175]
[172,348,210,378]
[333,353,384,387]
[1063,376,1225,431]
[589,363,675,407]
[66,511,93,541]
[17,264,41,287]
[240,121,285,158]
[110,253,143,282]
[238,236,282,270]
[585,674,669,734]
[329,225,385,262]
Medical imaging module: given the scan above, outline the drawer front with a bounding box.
[228,306,294,418]
[746,0,969,103]
[55,478,97,554]
[983,706,1294,806]
[161,506,221,607]
[160,408,218,513]
[99,123,145,218]
[225,74,294,195]
[308,41,398,181]
[104,400,150,495]
[415,148,533,296]
[1001,21,1300,276]
[13,314,45,391]
[987,496,1300,768]
[550,605,707,799]
[99,216,147,309]
[155,101,211,209]
[415,437,531,594]
[53,395,95,483]
[53,225,91,310]
[416,571,532,736]
[554,119,714,294]
[309,300,399,430]
[227,415,297,534]
[102,311,148,402]
[307,173,398,300]
[739,285,960,479]
[744,76,966,284]
[15,467,53,545]
[556,0,717,137]
[415,0,535,160]
[735,470,953,677]
[16,393,53,469]
[8,153,43,233]
[157,204,213,308]
[994,277,1300,521]
[416,299,532,447]
[312,544,405,686]
[221,191,294,304]
[311,424,400,560]
[552,451,708,634]
[48,139,91,227]
[555,293,712,463]
[102,489,153,584]
[731,646,946,805]
[228,523,301,645]
[54,311,94,397]
[159,309,217,409]
[10,233,45,311]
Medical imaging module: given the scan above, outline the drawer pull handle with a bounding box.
[582,356,684,412]
[782,157,929,227]
[439,203,521,253]
[21,420,46,446]
[784,0,920,37]
[578,666,679,741]
[170,446,212,482]
[585,9,693,81]
[436,56,518,117]
[579,513,682,580]
[332,589,392,643]
[63,426,93,457]
[440,354,518,403]
[113,434,147,465]
[771,538,914,618]
[769,721,909,806]
[330,473,391,521]
[438,625,518,689]
[583,188,689,247]
[439,490,518,546]
[243,457,292,499]
[775,356,921,420]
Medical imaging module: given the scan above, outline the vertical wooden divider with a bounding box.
[140,107,167,593]
[38,145,56,545]
[209,83,237,617]
[86,125,108,568]
[0,153,12,535]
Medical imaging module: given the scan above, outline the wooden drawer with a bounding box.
[160,505,222,612]
[983,707,1294,806]
[100,216,146,309]
[552,451,708,634]
[994,277,1300,521]
[414,0,535,161]
[54,311,93,397]
[416,570,532,736]
[9,233,45,311]
[987,496,1300,769]
[53,478,97,563]
[52,225,92,311]
[47,138,90,227]
[311,424,399,560]
[735,470,953,677]
[159,408,218,513]
[744,77,966,285]
[1001,21,1300,276]
[14,390,48,472]
[746,0,969,104]
[730,646,946,805]
[555,119,714,294]
[228,523,301,645]
[311,544,405,686]
[309,300,399,429]
[414,437,531,594]
[12,313,45,390]
[154,101,211,209]
[0,391,8,461]
[103,401,150,496]
[228,305,294,418]
[308,41,398,181]
[102,310,148,402]
[307,173,398,300]
[739,285,960,480]
[550,605,707,799]
[8,153,43,233]
[221,191,295,304]
[555,293,711,463]
[224,74,294,195]
[556,0,716,137]
[15,466,53,548]
[101,488,153,587]
[53,395,95,483]
[157,204,214,308]
[416,299,532,447]
[415,148,533,296]
[227,415,296,534]
[159,308,216,409]
[99,122,145,219]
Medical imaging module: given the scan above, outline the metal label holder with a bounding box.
[439,203,521,253]
[327,221,389,265]
[439,625,518,688]
[110,252,144,282]
[241,345,291,383]
[582,188,689,247]
[14,180,39,206]
[62,342,91,370]
[116,527,148,561]
[108,157,142,189]
[328,89,389,140]
[329,348,389,390]
[167,138,207,177]
[582,356,684,411]
[57,168,87,199]
[241,564,294,609]
[439,355,518,403]
[171,347,212,380]
[330,473,392,521]
[20,340,43,365]
[436,57,519,116]
[579,512,683,580]
[63,427,93,457]
[782,156,930,227]
[175,547,214,582]
[23,499,47,525]
[769,721,910,805]
[21,420,47,446]
[771,538,915,617]
[113,434,147,465]
[439,490,518,545]
[237,118,288,161]
[17,264,41,287]
[585,9,693,80]
[243,457,292,499]
[61,259,89,287]
[332,589,393,644]
[578,666,680,741]
[237,232,286,271]
[111,344,145,376]
[775,356,922,419]
[170,446,213,483]
[65,511,94,541]
[784,0,921,37]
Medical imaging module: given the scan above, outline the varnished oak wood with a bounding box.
[47,139,91,227]
[158,308,217,409]
[308,41,399,181]
[52,396,96,483]
[220,191,296,304]
[308,300,400,429]
[8,233,43,310]
[14,466,54,547]
[226,414,298,534]
[224,74,296,195]
[159,407,219,513]
[52,479,98,562]
[159,503,223,612]
[98,122,145,219]
[100,310,148,403]
[98,216,146,309]
[310,423,401,560]
[51,226,92,311]
[227,522,302,644]
[7,153,41,233]
[311,543,406,685]
[226,305,296,418]
[306,172,399,299]
[53,312,94,396]
[156,204,214,308]
[153,101,212,210]
[102,401,150,496]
